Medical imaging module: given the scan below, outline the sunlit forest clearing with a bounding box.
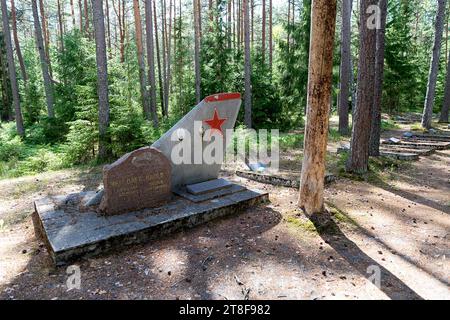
[0,0,449,300]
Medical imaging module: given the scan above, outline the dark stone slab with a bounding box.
[186,178,232,195]
[33,187,268,266]
[235,170,336,188]
[174,183,245,202]
[99,147,172,215]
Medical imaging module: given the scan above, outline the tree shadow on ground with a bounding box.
[309,212,424,300]
[370,175,450,215]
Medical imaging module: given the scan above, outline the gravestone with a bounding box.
[99,147,171,215]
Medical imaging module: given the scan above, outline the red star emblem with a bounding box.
[203,108,227,136]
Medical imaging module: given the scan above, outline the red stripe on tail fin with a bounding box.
[204,93,241,103]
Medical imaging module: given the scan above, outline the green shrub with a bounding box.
[0,136,25,161]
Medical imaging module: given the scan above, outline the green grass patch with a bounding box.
[285,215,318,233]
[381,119,400,130]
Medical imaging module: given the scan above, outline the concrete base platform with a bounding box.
[235,170,336,188]
[33,186,268,266]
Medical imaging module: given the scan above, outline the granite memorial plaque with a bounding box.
[99,147,171,215]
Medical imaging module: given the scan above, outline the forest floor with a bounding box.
[0,119,449,300]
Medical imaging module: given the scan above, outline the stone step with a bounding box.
[186,178,232,195]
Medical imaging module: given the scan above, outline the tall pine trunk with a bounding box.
[70,0,76,28]
[91,0,111,160]
[1,0,24,136]
[164,0,173,113]
[133,0,151,120]
[262,0,266,64]
[422,0,446,129]
[160,0,168,116]
[194,0,201,103]
[145,0,159,127]
[338,0,352,135]
[369,0,388,156]
[346,0,377,174]
[78,0,83,30]
[244,0,252,127]
[57,0,65,52]
[440,49,450,123]
[298,0,337,214]
[105,0,112,58]
[10,0,27,84]
[269,0,272,70]
[154,0,165,117]
[32,0,54,118]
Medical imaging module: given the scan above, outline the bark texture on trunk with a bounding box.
[144,0,159,127]
[262,0,266,64]
[154,0,165,117]
[369,0,388,156]
[194,0,201,103]
[422,0,447,129]
[269,0,272,70]
[32,0,54,118]
[10,0,27,83]
[338,0,352,135]
[440,51,450,123]
[243,0,252,128]
[298,0,337,215]
[346,0,377,174]
[91,0,111,160]
[1,0,24,136]
[133,0,151,120]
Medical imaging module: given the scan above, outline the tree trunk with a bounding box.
[243,0,251,127]
[346,0,377,174]
[154,0,165,117]
[298,0,337,214]
[262,0,266,64]
[237,0,241,48]
[105,0,112,58]
[164,0,173,113]
[91,0,111,160]
[133,0,151,120]
[251,0,254,46]
[10,0,27,84]
[57,0,65,52]
[287,0,290,52]
[439,49,450,123]
[338,0,352,135]
[269,0,272,70]
[78,0,83,30]
[32,0,54,118]
[160,0,168,116]
[38,0,52,77]
[144,0,159,127]
[194,0,201,103]
[228,0,232,50]
[0,38,12,122]
[84,0,90,36]
[1,0,24,136]
[70,0,76,28]
[369,0,388,156]
[422,0,447,129]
